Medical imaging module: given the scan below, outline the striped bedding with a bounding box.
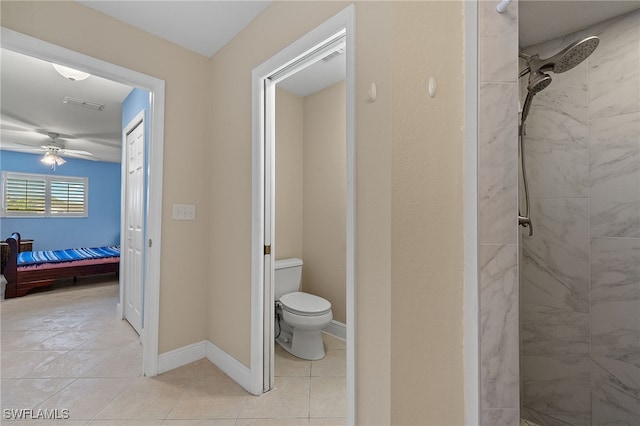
[17,246,120,267]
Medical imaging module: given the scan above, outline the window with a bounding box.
[2,172,88,217]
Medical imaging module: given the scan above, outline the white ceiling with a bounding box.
[0,49,133,163]
[2,1,639,164]
[519,0,640,47]
[78,1,272,58]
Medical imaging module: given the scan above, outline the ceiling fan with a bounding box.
[6,132,95,169]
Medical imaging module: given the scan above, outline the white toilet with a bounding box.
[274,258,332,360]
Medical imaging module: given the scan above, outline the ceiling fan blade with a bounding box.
[0,146,42,153]
[59,151,97,161]
[61,149,93,156]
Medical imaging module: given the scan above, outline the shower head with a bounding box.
[527,71,552,94]
[520,36,599,79]
[548,36,600,73]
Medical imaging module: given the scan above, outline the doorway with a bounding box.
[1,27,166,376]
[250,5,355,424]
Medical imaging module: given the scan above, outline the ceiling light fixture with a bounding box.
[41,149,66,170]
[52,63,91,81]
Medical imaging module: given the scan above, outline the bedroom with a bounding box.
[0,48,148,316]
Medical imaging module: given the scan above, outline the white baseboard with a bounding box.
[323,319,346,341]
[206,340,254,394]
[157,340,207,374]
[157,340,252,395]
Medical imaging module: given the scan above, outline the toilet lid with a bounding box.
[279,292,331,316]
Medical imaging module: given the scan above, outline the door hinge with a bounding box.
[149,239,153,248]
[264,245,271,255]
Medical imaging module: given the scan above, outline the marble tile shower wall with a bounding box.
[520,9,640,426]
[478,1,519,425]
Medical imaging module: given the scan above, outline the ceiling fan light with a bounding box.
[52,63,91,81]
[41,151,66,168]
[41,152,56,165]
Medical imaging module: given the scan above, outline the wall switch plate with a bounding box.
[172,204,196,220]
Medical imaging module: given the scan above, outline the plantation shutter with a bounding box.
[2,172,88,217]
[4,175,46,214]
[50,179,86,214]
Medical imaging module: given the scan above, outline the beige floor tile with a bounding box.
[81,346,142,378]
[23,350,109,378]
[235,418,309,426]
[275,344,311,377]
[75,328,140,351]
[161,420,235,426]
[309,377,346,418]
[309,418,347,426]
[94,376,190,420]
[238,376,310,419]
[321,333,345,350]
[36,377,133,420]
[159,358,225,379]
[1,378,18,390]
[1,351,67,379]
[39,330,103,351]
[1,330,64,351]
[1,377,75,409]
[1,421,86,425]
[310,350,345,377]
[166,375,248,419]
[87,420,164,426]
[1,278,350,425]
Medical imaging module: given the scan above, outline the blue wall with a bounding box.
[0,150,121,251]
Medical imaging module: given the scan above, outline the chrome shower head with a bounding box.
[548,36,599,73]
[527,71,552,94]
[522,36,600,77]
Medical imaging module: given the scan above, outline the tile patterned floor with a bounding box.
[1,278,346,425]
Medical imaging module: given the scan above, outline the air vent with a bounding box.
[62,96,105,111]
[321,48,344,62]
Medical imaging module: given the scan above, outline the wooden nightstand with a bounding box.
[1,239,33,274]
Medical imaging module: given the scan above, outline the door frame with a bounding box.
[1,27,166,377]
[250,4,356,423]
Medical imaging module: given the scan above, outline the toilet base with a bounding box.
[276,327,326,360]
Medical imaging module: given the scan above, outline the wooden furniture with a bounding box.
[4,232,119,298]
[1,238,33,274]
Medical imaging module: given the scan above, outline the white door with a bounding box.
[124,116,145,334]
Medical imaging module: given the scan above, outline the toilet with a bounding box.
[274,258,332,360]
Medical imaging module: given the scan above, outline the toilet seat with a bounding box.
[279,292,331,316]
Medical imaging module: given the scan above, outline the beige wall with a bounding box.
[0,1,210,354]
[2,1,468,423]
[275,82,347,324]
[390,2,465,425]
[275,87,304,260]
[302,81,347,324]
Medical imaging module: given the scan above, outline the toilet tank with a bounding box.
[274,258,303,301]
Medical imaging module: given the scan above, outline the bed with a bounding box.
[3,232,120,298]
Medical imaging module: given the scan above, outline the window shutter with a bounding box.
[5,176,46,214]
[50,180,86,214]
[2,172,88,217]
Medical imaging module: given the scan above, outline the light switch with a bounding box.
[172,204,196,220]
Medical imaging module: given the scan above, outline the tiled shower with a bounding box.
[519,9,640,426]
[479,3,640,426]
